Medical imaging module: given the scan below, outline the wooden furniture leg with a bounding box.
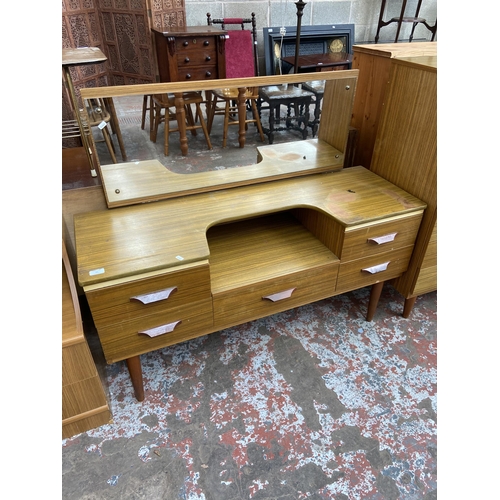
[174,93,189,156]
[366,281,384,321]
[402,296,417,318]
[237,87,247,149]
[126,356,145,401]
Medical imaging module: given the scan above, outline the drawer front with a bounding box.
[341,213,422,261]
[86,263,211,330]
[336,246,413,292]
[213,263,339,330]
[98,298,213,363]
[176,39,217,65]
[176,65,218,81]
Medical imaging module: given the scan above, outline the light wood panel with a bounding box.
[62,240,111,439]
[75,167,426,288]
[369,55,437,307]
[351,42,437,169]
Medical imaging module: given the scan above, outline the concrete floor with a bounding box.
[62,96,437,499]
[63,286,437,499]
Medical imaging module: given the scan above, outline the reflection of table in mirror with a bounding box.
[282,52,352,73]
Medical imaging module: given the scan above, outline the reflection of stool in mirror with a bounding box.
[302,80,325,137]
[85,98,127,163]
[151,92,212,156]
[258,85,314,145]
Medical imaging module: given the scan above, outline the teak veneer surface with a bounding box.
[75,166,425,288]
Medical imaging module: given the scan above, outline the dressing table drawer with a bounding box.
[340,213,422,261]
[336,246,413,292]
[85,262,211,331]
[213,263,339,330]
[96,298,214,362]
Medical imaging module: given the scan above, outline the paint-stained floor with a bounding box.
[62,284,437,499]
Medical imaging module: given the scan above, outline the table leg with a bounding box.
[126,355,145,401]
[366,281,384,321]
[174,92,188,156]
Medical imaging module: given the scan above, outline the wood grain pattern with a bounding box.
[369,56,437,301]
[75,167,426,288]
[351,42,437,169]
[62,240,111,438]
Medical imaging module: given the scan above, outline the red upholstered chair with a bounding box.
[206,13,265,148]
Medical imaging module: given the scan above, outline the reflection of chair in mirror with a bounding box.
[141,95,154,139]
[151,92,212,156]
[302,80,325,137]
[85,98,127,163]
[206,13,265,148]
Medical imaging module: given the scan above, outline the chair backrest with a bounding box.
[207,12,259,77]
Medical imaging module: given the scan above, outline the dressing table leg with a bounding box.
[402,296,417,318]
[126,356,145,401]
[366,281,384,321]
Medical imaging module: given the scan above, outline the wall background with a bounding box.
[186,0,437,46]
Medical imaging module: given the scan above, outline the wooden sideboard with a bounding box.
[75,166,426,401]
[350,42,437,170]
[152,26,227,83]
[62,240,111,439]
[369,55,437,317]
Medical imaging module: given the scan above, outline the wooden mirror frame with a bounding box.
[80,70,358,208]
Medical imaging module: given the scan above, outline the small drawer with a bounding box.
[98,298,214,363]
[85,262,211,330]
[336,246,413,293]
[213,262,339,330]
[341,213,422,261]
[177,66,218,81]
[176,46,217,65]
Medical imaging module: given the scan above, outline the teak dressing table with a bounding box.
[74,72,426,401]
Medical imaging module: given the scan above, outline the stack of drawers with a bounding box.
[84,262,213,363]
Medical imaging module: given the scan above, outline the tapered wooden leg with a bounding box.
[126,356,145,401]
[366,281,384,321]
[402,296,418,319]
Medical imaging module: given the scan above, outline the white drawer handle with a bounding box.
[263,288,296,302]
[367,233,397,244]
[362,262,389,274]
[130,286,178,304]
[139,320,182,337]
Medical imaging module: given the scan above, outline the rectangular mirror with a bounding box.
[80,70,358,207]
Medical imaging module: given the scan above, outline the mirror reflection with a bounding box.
[84,80,326,174]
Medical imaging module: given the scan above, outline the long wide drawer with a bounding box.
[97,298,214,363]
[85,262,211,330]
[336,246,413,292]
[340,212,423,261]
[213,263,339,331]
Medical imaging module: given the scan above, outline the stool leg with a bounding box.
[101,125,117,163]
[222,100,230,148]
[402,296,418,318]
[196,103,212,151]
[251,99,265,142]
[163,107,174,156]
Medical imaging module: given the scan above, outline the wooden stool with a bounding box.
[152,92,212,156]
[207,87,265,148]
[85,98,126,163]
[258,85,313,145]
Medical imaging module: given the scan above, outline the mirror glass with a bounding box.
[85,80,323,174]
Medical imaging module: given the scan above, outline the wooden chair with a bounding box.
[206,13,265,148]
[151,92,212,156]
[85,98,126,163]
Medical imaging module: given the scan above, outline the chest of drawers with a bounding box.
[152,26,226,82]
[75,166,426,401]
